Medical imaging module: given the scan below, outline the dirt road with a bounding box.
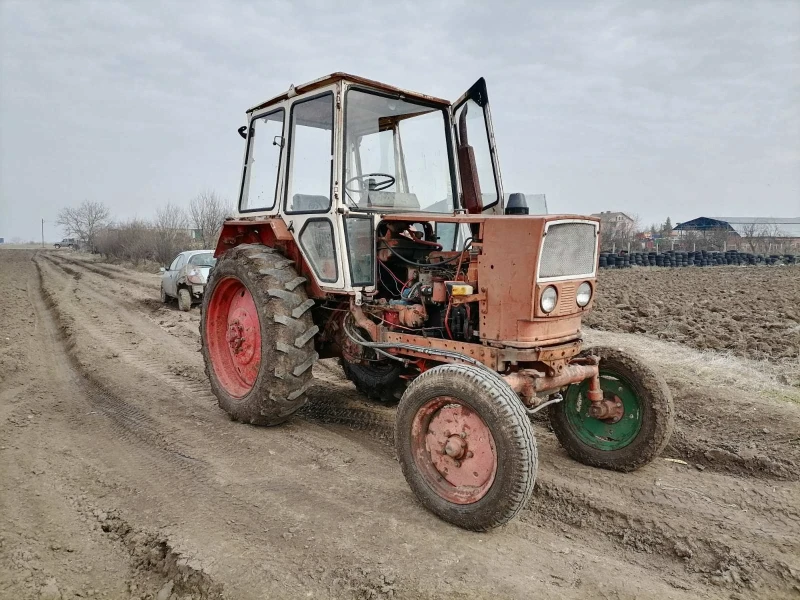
[1,249,798,599]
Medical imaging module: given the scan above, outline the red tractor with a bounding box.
[202,74,674,530]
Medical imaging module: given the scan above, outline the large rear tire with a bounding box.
[395,364,537,531]
[549,346,674,471]
[201,244,318,426]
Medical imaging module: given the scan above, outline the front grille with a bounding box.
[556,282,576,316]
[539,222,597,279]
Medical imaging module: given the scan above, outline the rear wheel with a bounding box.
[177,288,192,311]
[201,244,318,425]
[549,346,674,471]
[395,364,537,531]
[341,359,405,405]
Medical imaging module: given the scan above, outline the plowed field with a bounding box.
[585,267,800,374]
[1,249,799,600]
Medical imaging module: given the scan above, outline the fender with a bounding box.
[214,218,326,298]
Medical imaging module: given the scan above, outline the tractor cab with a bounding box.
[231,73,504,291]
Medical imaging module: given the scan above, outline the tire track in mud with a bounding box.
[49,252,158,289]
[45,253,203,343]
[37,252,800,598]
[30,257,229,598]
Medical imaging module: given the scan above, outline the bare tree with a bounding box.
[189,190,232,249]
[739,222,760,252]
[760,223,784,253]
[56,200,111,252]
[153,203,191,266]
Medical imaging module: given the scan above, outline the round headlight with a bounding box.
[540,286,558,313]
[576,282,592,307]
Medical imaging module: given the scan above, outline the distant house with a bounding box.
[591,211,635,227]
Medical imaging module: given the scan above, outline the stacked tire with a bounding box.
[598,250,797,269]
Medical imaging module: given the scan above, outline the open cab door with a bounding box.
[452,78,504,214]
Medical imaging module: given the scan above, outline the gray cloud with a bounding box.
[1,0,798,241]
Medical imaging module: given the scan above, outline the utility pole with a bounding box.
[41,218,45,248]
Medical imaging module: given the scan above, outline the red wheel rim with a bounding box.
[205,277,261,398]
[410,396,497,504]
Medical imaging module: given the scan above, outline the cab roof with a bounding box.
[247,72,451,114]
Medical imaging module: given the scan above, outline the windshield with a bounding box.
[188,253,216,267]
[344,88,456,213]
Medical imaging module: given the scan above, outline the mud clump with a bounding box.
[77,500,224,600]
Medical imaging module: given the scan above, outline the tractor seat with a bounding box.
[292,194,330,212]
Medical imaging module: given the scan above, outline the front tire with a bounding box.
[549,346,674,472]
[177,288,192,311]
[395,364,537,531]
[160,284,168,303]
[201,244,318,426]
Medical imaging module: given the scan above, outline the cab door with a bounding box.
[281,86,346,291]
[451,78,504,214]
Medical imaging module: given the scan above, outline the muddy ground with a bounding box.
[1,249,799,600]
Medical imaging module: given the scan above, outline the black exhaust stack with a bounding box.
[505,193,529,215]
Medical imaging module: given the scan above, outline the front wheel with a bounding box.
[160,284,168,303]
[395,364,537,531]
[177,288,192,311]
[549,346,674,472]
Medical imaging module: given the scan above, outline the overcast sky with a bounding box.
[1,0,798,241]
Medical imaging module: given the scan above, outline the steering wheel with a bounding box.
[345,172,396,193]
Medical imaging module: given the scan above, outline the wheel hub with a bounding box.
[444,435,466,459]
[205,277,262,398]
[564,373,643,451]
[589,395,624,423]
[419,400,496,497]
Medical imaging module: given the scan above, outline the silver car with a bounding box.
[160,250,216,311]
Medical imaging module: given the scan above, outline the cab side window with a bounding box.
[169,255,182,271]
[285,93,334,213]
[242,110,285,211]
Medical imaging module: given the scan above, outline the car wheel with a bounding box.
[178,288,192,311]
[160,284,168,303]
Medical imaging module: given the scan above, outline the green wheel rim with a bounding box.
[564,369,643,451]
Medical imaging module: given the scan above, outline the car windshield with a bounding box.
[188,253,216,267]
[344,88,456,213]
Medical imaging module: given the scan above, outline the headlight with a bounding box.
[187,268,205,284]
[576,282,592,307]
[540,286,558,313]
